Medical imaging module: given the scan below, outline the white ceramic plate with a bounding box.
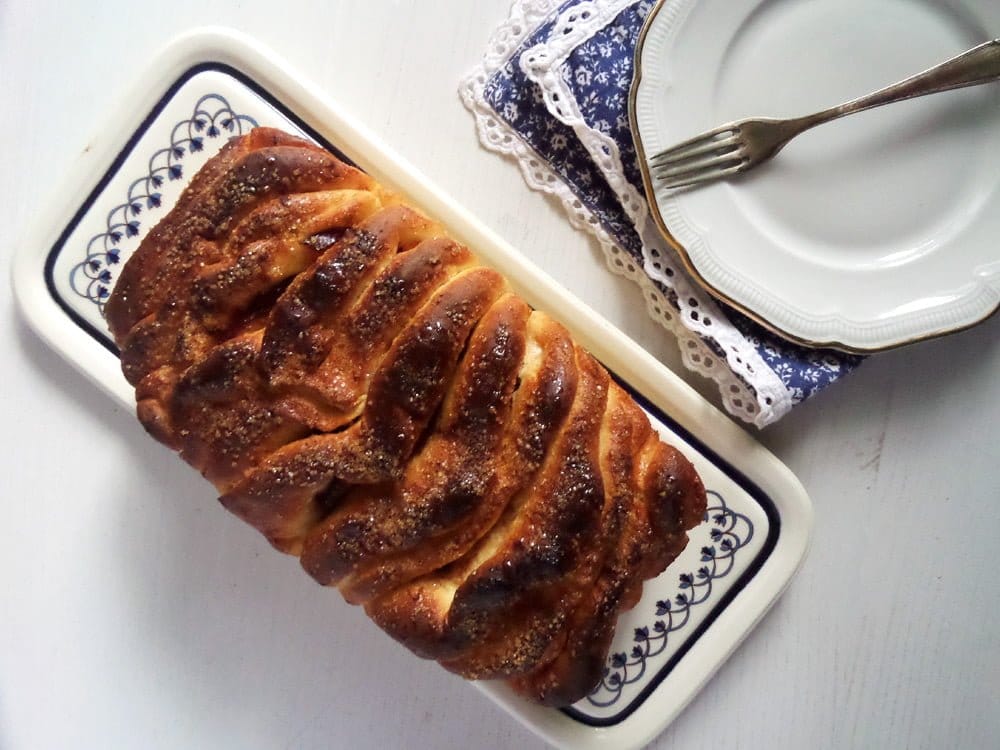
[632,0,1000,351]
[12,29,812,750]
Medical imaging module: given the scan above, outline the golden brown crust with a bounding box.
[302,294,531,604]
[106,127,707,706]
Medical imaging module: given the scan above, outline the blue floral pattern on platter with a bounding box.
[585,490,751,708]
[69,95,257,311]
[482,1,863,408]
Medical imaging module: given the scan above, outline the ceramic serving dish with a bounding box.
[12,29,812,750]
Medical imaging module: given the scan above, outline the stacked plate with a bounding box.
[631,0,1000,352]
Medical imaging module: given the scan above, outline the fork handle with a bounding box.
[794,39,1000,131]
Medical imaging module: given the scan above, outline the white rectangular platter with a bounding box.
[11,29,812,750]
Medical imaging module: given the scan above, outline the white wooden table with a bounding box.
[1,3,997,748]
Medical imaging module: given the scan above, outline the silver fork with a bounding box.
[648,38,1000,191]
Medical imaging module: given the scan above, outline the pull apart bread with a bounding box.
[105,127,706,706]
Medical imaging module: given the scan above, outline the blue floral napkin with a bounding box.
[462,0,863,426]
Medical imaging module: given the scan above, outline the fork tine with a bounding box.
[649,137,740,168]
[649,129,740,166]
[654,158,747,190]
[653,150,745,180]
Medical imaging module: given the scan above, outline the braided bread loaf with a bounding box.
[105,127,706,706]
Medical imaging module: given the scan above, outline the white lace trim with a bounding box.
[517,0,793,424]
[459,0,787,426]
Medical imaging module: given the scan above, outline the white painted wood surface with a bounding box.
[1,2,997,749]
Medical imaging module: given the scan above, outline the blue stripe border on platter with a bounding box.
[43,61,356,356]
[42,61,781,729]
[564,373,780,727]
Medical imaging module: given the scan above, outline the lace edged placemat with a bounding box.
[461,0,863,427]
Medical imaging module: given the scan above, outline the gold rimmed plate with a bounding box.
[631,0,1000,352]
